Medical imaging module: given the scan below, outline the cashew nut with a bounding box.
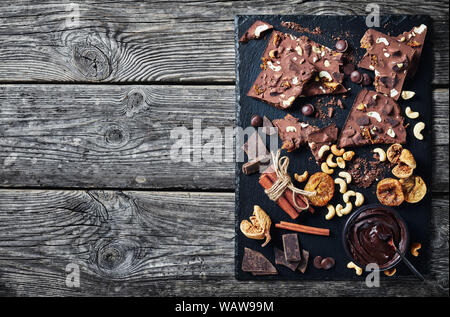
[413,122,425,140]
[373,148,387,162]
[410,242,422,257]
[325,204,336,220]
[405,106,419,119]
[336,157,346,169]
[343,190,356,203]
[326,153,338,168]
[337,202,352,215]
[354,192,365,207]
[338,171,352,184]
[384,268,397,277]
[331,144,345,156]
[343,151,355,161]
[318,145,330,159]
[347,261,363,276]
[334,178,347,194]
[321,162,334,175]
[401,90,415,100]
[294,171,309,183]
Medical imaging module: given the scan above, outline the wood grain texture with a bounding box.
[0,85,448,191]
[0,190,447,296]
[0,0,448,84]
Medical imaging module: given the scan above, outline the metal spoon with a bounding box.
[379,233,425,281]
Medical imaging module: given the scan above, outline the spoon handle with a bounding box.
[396,250,425,282]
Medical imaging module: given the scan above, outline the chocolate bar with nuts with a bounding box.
[338,89,407,148]
[272,114,318,152]
[307,123,338,163]
[248,31,317,109]
[359,29,416,100]
[359,24,428,80]
[239,20,273,43]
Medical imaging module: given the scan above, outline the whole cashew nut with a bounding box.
[347,261,363,276]
[338,171,352,184]
[413,122,425,140]
[334,178,347,194]
[326,153,338,168]
[325,204,336,220]
[343,190,356,203]
[335,204,344,217]
[331,144,345,156]
[294,171,309,183]
[354,192,365,207]
[340,202,353,215]
[343,151,355,161]
[321,162,334,175]
[336,157,346,169]
[373,148,387,162]
[405,106,419,119]
[318,145,330,159]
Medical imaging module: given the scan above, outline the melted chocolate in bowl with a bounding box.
[344,206,408,270]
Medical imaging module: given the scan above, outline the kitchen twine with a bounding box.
[264,149,316,210]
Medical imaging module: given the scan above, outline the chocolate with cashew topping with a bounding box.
[239,20,273,43]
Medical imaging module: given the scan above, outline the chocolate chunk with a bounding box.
[274,247,300,271]
[356,116,370,126]
[297,249,310,273]
[242,155,271,175]
[273,114,318,152]
[282,233,301,262]
[241,131,269,161]
[261,116,276,135]
[362,73,372,86]
[321,257,335,270]
[359,28,416,100]
[241,247,277,274]
[338,89,406,148]
[239,21,273,43]
[313,256,323,269]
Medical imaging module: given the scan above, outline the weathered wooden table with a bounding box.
[0,1,448,296]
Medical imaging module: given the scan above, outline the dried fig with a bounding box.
[399,176,427,203]
[386,143,403,164]
[399,149,417,169]
[392,163,414,179]
[304,172,335,207]
[240,205,272,247]
[376,178,405,206]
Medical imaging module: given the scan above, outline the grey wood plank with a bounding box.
[0,85,448,191]
[0,1,448,84]
[0,190,447,296]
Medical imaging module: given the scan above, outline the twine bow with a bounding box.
[264,150,315,210]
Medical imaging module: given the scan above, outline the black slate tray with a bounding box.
[235,15,432,280]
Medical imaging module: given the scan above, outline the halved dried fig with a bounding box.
[240,205,272,247]
[376,178,405,206]
[392,163,414,179]
[304,172,335,207]
[399,149,417,169]
[386,143,403,164]
[399,176,427,203]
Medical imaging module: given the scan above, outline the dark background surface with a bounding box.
[0,1,448,296]
[235,15,432,280]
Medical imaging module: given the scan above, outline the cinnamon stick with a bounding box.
[259,174,299,219]
[276,221,330,236]
[266,172,315,214]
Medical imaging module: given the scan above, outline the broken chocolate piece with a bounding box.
[307,123,339,163]
[274,247,300,271]
[242,155,271,175]
[239,20,273,43]
[247,31,317,109]
[261,116,277,135]
[297,249,310,273]
[282,233,301,262]
[241,247,277,274]
[272,114,318,152]
[338,89,406,148]
[359,29,416,100]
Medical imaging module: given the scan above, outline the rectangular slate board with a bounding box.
[235,15,432,280]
